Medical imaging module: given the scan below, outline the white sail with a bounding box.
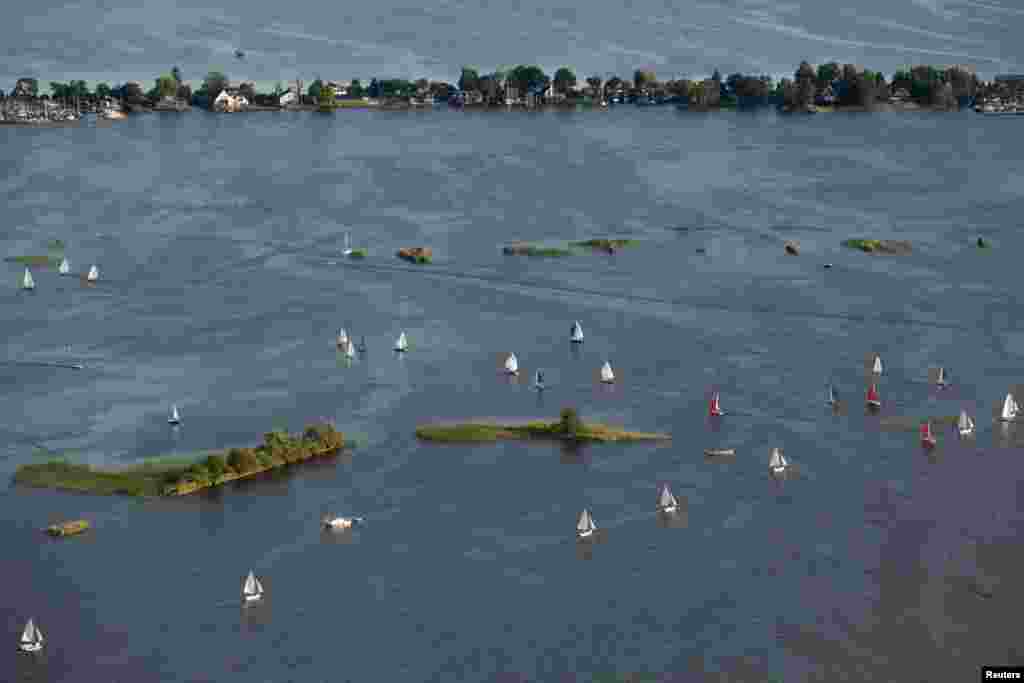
[658,485,677,510]
[87,265,99,282]
[342,232,353,255]
[58,257,70,275]
[576,509,596,534]
[395,332,408,352]
[22,268,34,290]
[169,405,180,424]
[336,328,348,346]
[958,410,975,435]
[570,321,584,343]
[534,370,544,389]
[243,570,262,597]
[827,384,837,405]
[769,447,786,470]
[504,353,518,374]
[1001,393,1017,421]
[600,361,614,383]
[20,620,36,644]
[936,367,946,385]
[253,576,264,593]
[872,355,883,374]
[344,339,355,358]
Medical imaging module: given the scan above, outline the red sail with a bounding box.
[709,393,721,416]
[866,384,879,403]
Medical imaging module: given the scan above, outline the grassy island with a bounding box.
[14,423,344,497]
[46,519,90,537]
[397,247,432,264]
[416,408,670,443]
[502,242,573,257]
[571,238,637,251]
[841,239,912,255]
[347,248,367,259]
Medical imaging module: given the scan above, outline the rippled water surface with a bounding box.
[3,109,1024,681]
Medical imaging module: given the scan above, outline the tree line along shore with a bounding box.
[2,61,1013,116]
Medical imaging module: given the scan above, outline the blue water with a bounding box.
[2,108,1024,681]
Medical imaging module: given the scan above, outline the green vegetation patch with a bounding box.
[841,239,912,255]
[46,519,90,537]
[571,238,638,250]
[5,255,59,266]
[416,408,670,444]
[13,423,345,497]
[347,248,367,259]
[502,242,572,257]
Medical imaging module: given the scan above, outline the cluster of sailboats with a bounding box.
[20,258,98,290]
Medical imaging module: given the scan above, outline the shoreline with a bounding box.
[415,417,670,443]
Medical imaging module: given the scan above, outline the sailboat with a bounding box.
[920,421,936,448]
[357,336,367,353]
[21,268,35,290]
[58,257,70,275]
[657,484,678,513]
[242,570,264,602]
[336,328,349,349]
[599,361,615,383]
[86,265,99,282]
[18,618,43,653]
[394,331,408,352]
[168,404,181,425]
[576,509,596,539]
[342,232,353,256]
[504,353,519,375]
[570,321,584,344]
[866,383,881,409]
[827,384,838,407]
[958,409,975,437]
[323,515,364,529]
[344,338,356,359]
[999,393,1018,422]
[708,392,724,417]
[935,367,948,388]
[872,354,883,375]
[534,370,545,391]
[768,447,788,474]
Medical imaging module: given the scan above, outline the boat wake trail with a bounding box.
[0,360,86,370]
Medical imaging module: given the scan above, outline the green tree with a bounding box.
[350,79,364,97]
[509,65,547,94]
[69,80,88,98]
[816,62,839,90]
[49,82,68,100]
[560,407,581,437]
[171,66,182,84]
[273,80,283,97]
[553,67,576,94]
[95,82,111,99]
[586,75,602,97]
[202,71,228,97]
[634,69,656,90]
[204,454,227,478]
[458,67,480,92]
[155,75,177,98]
[307,79,323,100]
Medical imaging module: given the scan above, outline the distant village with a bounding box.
[3,61,1024,123]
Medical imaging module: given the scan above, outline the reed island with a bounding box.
[14,423,344,497]
[416,408,670,443]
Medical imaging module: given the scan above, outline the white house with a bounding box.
[279,89,298,106]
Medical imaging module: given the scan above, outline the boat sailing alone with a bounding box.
[827,384,838,407]
[708,392,724,417]
[958,409,975,437]
[999,393,1018,422]
[344,338,356,359]
[58,257,70,275]
[342,232,353,256]
[534,370,545,391]
[576,509,597,539]
[872,354,883,375]
[168,404,181,425]
[242,570,264,602]
[394,331,408,352]
[935,367,948,388]
[866,383,881,409]
[18,618,44,653]
[336,328,349,349]
[324,515,363,529]
[769,447,789,475]
[21,268,35,291]
[570,321,584,344]
[504,353,519,376]
[920,421,937,448]
[657,484,678,513]
[357,336,367,353]
[86,265,99,282]
[600,361,615,383]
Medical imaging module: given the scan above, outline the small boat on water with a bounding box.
[570,321,584,344]
[344,338,356,359]
[323,515,363,529]
[18,618,43,653]
[935,367,948,388]
[86,265,99,282]
[576,509,597,539]
[708,392,724,417]
[357,336,367,353]
[872,354,883,375]
[958,409,975,437]
[168,404,181,425]
[705,448,736,457]
[866,383,881,409]
[21,268,34,290]
[58,257,70,275]
[336,328,349,349]
[394,331,408,352]
[342,232,353,256]
[999,393,1018,422]
[827,384,839,407]
[920,421,936,448]
[769,447,789,475]
[599,361,615,384]
[657,484,678,513]
[242,570,264,602]
[504,353,519,376]
[534,370,545,391]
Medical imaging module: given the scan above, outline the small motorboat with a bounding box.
[704,448,736,457]
[323,515,364,530]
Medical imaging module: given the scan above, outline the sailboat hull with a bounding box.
[866,401,881,408]
[168,419,180,425]
[576,529,594,539]
[660,504,677,514]
[18,643,42,653]
[771,466,787,474]
[244,594,262,602]
[959,428,974,436]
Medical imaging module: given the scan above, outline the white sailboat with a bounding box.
[872,354,883,375]
[394,331,408,352]
[323,515,363,529]
[336,328,349,348]
[357,336,367,353]
[342,232,353,256]
[534,370,545,391]
[958,410,975,437]
[87,265,99,282]
[570,321,584,344]
[769,447,788,474]
[58,257,70,275]
[18,618,43,653]
[21,268,35,290]
[504,353,519,375]
[657,484,678,513]
[936,367,947,387]
[999,393,1018,422]
[827,384,838,407]
[242,570,264,602]
[576,509,596,539]
[599,361,615,383]
[168,404,181,425]
[344,338,356,359]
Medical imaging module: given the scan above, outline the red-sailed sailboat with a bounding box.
[708,392,724,417]
[866,383,881,409]
[920,421,936,448]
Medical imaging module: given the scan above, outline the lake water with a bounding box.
[2,107,1024,681]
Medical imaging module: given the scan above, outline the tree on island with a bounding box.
[154,74,177,98]
[171,66,182,84]
[95,82,111,99]
[459,67,480,92]
[586,75,602,98]
[307,79,323,100]
[634,69,656,91]
[553,67,577,95]
[350,79,364,98]
[203,71,228,97]
[508,65,548,95]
